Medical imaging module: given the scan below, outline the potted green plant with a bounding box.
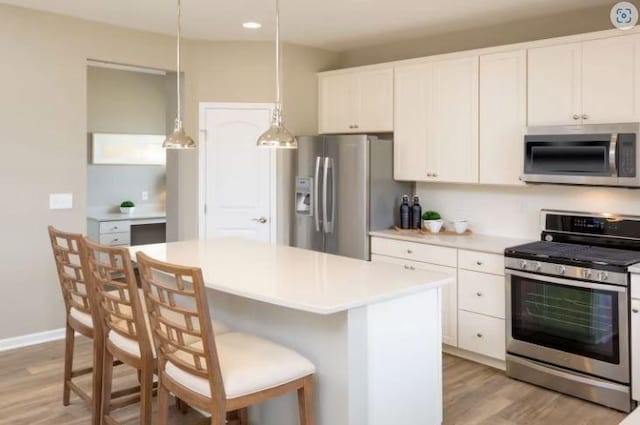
[422,211,443,233]
[120,200,136,215]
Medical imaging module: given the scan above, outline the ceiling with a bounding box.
[2,0,614,51]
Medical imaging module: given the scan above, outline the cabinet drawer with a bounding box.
[99,221,131,234]
[458,310,506,360]
[459,250,504,275]
[371,237,457,267]
[459,270,505,319]
[99,232,130,246]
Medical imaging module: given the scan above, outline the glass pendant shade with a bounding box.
[163,119,195,149]
[257,105,297,149]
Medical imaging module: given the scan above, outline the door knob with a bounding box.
[252,217,268,224]
[573,114,580,120]
[582,114,589,120]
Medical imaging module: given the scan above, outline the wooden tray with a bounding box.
[393,226,473,236]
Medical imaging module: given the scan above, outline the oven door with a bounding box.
[506,270,629,383]
[522,133,619,186]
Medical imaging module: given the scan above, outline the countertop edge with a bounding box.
[203,275,455,315]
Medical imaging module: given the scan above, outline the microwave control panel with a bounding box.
[618,133,636,177]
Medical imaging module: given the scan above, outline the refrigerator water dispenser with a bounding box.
[295,177,313,215]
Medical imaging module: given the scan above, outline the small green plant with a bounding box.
[422,211,441,221]
[120,200,135,208]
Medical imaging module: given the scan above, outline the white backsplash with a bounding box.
[416,183,640,240]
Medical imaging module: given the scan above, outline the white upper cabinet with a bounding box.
[582,35,640,124]
[528,42,582,126]
[431,56,479,183]
[394,63,433,181]
[528,34,640,126]
[479,50,527,185]
[394,57,479,183]
[318,67,393,134]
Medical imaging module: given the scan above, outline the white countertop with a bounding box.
[129,238,453,315]
[87,211,166,222]
[370,229,531,255]
[619,410,640,425]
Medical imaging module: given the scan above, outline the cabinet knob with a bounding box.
[406,249,413,254]
[432,173,438,178]
[573,114,581,120]
[476,333,483,338]
[476,292,483,297]
[476,261,483,266]
[582,114,589,120]
[633,308,639,314]
[427,173,432,177]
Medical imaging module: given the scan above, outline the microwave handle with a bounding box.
[610,133,618,177]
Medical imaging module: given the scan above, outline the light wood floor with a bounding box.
[0,336,628,424]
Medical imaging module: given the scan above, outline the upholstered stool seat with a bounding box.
[165,332,316,399]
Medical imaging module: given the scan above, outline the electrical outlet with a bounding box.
[49,193,73,210]
[142,191,148,201]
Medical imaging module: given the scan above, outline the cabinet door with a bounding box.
[632,299,640,402]
[357,68,394,132]
[479,50,527,185]
[371,254,458,347]
[318,73,358,134]
[432,56,479,183]
[528,43,582,126]
[394,63,433,181]
[582,35,640,124]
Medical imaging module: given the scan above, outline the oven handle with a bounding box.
[506,270,627,293]
[610,133,618,177]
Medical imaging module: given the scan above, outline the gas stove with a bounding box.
[504,209,640,412]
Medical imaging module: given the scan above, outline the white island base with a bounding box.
[207,287,443,425]
[130,239,450,425]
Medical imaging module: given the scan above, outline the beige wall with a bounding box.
[338,5,613,67]
[0,4,338,340]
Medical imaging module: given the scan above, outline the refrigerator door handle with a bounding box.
[323,157,335,234]
[314,156,322,232]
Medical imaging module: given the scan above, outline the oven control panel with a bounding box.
[505,258,628,287]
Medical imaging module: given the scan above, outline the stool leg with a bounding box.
[62,323,74,406]
[157,383,170,425]
[91,337,104,425]
[139,366,153,425]
[297,375,315,425]
[100,349,114,425]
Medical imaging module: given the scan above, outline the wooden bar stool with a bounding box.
[80,238,231,425]
[136,251,316,425]
[48,226,105,425]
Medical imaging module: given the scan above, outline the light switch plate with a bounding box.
[49,193,73,210]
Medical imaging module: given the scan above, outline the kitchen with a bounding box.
[3,1,640,425]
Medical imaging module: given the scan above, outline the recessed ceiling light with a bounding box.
[242,21,262,29]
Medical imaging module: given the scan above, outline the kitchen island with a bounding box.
[130,238,453,425]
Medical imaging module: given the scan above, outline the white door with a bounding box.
[528,42,582,126]
[582,34,640,124]
[432,56,479,183]
[200,103,275,242]
[479,50,527,186]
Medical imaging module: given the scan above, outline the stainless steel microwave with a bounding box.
[521,124,640,187]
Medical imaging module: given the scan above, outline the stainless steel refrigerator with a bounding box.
[292,135,411,260]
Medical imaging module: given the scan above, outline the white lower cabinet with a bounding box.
[371,254,458,347]
[632,298,640,402]
[458,311,506,361]
[371,237,508,364]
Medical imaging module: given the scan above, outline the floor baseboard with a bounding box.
[0,328,66,352]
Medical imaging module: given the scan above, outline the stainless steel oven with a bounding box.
[521,123,640,187]
[506,266,629,384]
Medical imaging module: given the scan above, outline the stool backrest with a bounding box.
[80,238,153,361]
[136,251,225,407]
[48,226,96,331]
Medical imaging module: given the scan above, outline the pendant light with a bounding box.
[256,0,297,149]
[164,0,195,149]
